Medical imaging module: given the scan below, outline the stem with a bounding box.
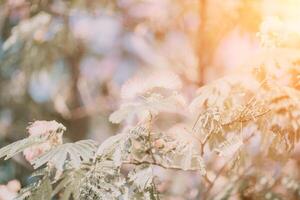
[123,159,212,185]
[124,159,199,172]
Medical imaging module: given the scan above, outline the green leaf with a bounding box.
[15,176,52,200]
[52,167,87,200]
[31,140,97,170]
[96,133,131,167]
[129,165,153,190]
[215,135,243,157]
[109,93,186,124]
[0,135,46,160]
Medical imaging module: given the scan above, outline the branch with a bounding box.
[123,158,212,185]
[123,159,199,172]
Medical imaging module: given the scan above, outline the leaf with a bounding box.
[175,144,206,174]
[15,176,52,200]
[192,107,223,144]
[79,161,125,200]
[109,104,136,124]
[29,168,48,180]
[215,135,243,157]
[52,167,87,200]
[96,133,128,157]
[0,135,46,160]
[31,140,97,170]
[109,92,186,124]
[129,165,153,190]
[30,177,52,200]
[189,78,232,113]
[182,145,193,170]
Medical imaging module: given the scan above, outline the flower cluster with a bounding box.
[23,120,65,163]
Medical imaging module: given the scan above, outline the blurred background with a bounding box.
[0,0,300,199]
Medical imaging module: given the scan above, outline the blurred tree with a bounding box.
[0,0,263,142]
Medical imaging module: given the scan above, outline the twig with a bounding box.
[124,157,212,185]
[123,159,199,172]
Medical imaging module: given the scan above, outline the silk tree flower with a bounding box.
[121,69,182,100]
[0,180,21,200]
[23,120,66,163]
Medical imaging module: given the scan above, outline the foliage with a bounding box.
[1,0,300,200]
[1,54,300,199]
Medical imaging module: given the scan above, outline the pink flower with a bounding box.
[121,70,182,99]
[26,120,65,136]
[0,180,20,200]
[23,120,65,163]
[23,143,52,163]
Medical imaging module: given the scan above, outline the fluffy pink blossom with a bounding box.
[23,143,52,163]
[121,70,182,99]
[23,120,65,163]
[0,180,20,200]
[26,120,65,136]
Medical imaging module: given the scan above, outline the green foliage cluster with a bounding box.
[1,64,300,199]
[1,1,300,200]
